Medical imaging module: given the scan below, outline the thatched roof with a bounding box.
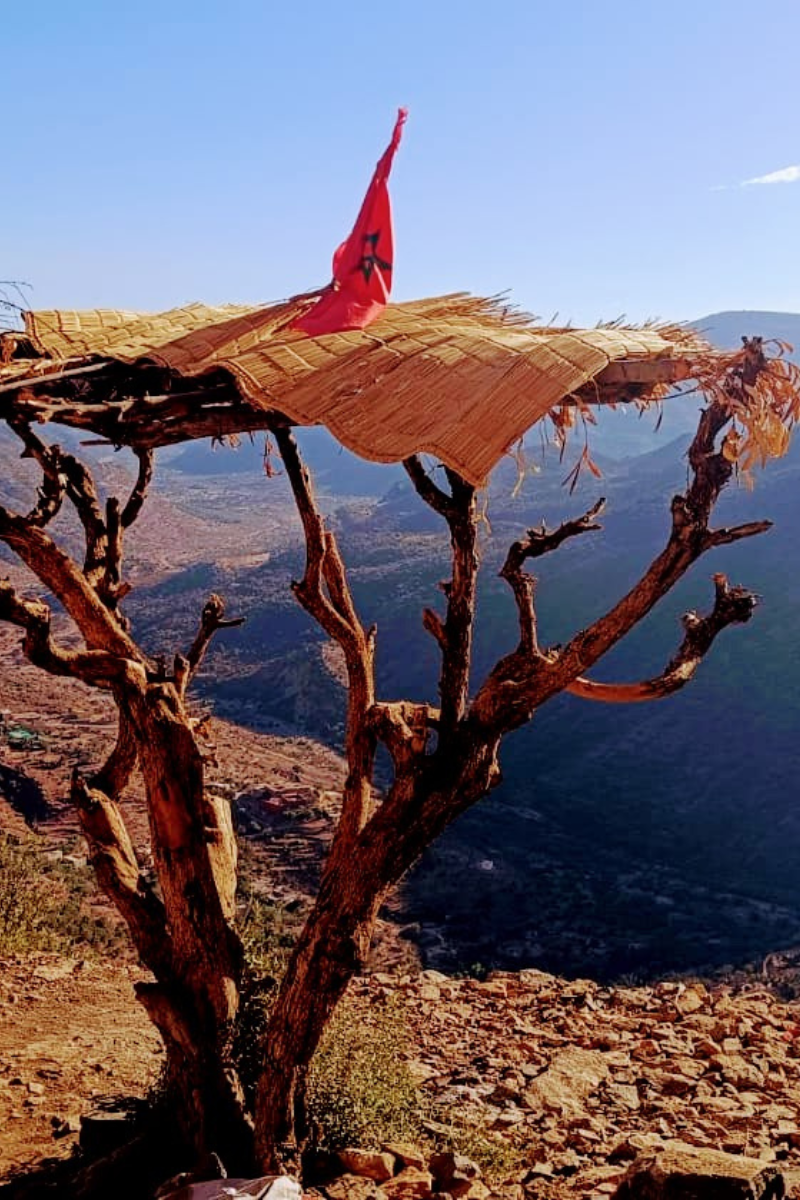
[1,294,793,485]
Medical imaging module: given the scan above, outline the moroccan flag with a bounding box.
[293,108,407,336]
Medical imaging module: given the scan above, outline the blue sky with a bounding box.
[3,0,799,325]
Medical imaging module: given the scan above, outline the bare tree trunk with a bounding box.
[0,432,256,1172]
[72,680,256,1169]
[128,683,255,1170]
[254,865,385,1172]
[255,734,502,1171]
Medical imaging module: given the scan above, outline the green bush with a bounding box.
[0,835,63,953]
[0,833,126,956]
[233,893,302,1110]
[306,996,421,1151]
[234,891,422,1151]
[238,893,299,981]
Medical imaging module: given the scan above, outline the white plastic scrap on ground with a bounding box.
[166,1177,303,1200]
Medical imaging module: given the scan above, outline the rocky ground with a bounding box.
[5,957,800,1196]
[323,968,800,1198]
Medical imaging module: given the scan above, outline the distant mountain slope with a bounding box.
[694,310,800,349]
[129,394,800,982]
[169,426,404,496]
[4,310,800,984]
[582,310,800,460]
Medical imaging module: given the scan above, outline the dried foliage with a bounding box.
[2,296,785,487]
[715,338,800,481]
[548,329,800,490]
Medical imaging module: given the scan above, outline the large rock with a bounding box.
[612,1144,784,1198]
[428,1152,481,1197]
[337,1148,396,1182]
[380,1166,434,1198]
[523,1046,609,1115]
[324,1174,388,1200]
[79,1107,137,1156]
[382,1143,427,1171]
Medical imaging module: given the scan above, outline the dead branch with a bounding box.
[272,425,362,649]
[5,376,279,452]
[402,455,454,517]
[0,580,143,688]
[422,607,447,649]
[567,574,758,702]
[402,459,478,739]
[72,772,173,978]
[368,701,440,771]
[99,497,124,613]
[121,447,154,527]
[8,420,108,583]
[91,710,139,799]
[471,366,773,733]
[97,449,152,616]
[179,594,246,698]
[0,506,142,657]
[499,498,605,655]
[5,420,150,625]
[6,421,68,528]
[708,520,773,547]
[272,425,376,842]
[27,466,65,528]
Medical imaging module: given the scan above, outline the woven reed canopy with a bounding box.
[0,294,735,485]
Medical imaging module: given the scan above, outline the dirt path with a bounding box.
[0,954,161,1181]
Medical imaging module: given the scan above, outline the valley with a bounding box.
[2,311,800,988]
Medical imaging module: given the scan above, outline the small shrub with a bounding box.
[306,996,421,1151]
[0,833,128,957]
[423,1107,524,1182]
[238,893,299,981]
[234,885,421,1151]
[234,892,304,1108]
[0,835,62,953]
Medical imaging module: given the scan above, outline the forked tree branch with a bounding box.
[567,573,758,703]
[10,425,68,528]
[403,456,479,739]
[8,419,108,582]
[402,455,454,518]
[499,498,605,655]
[176,593,246,699]
[0,580,143,688]
[95,448,154,613]
[368,701,440,771]
[0,506,142,656]
[272,424,376,842]
[6,421,154,624]
[273,425,364,651]
[471,372,773,732]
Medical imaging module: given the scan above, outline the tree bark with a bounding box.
[254,732,501,1172]
[127,682,255,1171]
[0,444,256,1173]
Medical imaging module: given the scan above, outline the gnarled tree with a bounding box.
[1,301,798,1178]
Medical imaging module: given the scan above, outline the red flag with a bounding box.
[293,109,407,336]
